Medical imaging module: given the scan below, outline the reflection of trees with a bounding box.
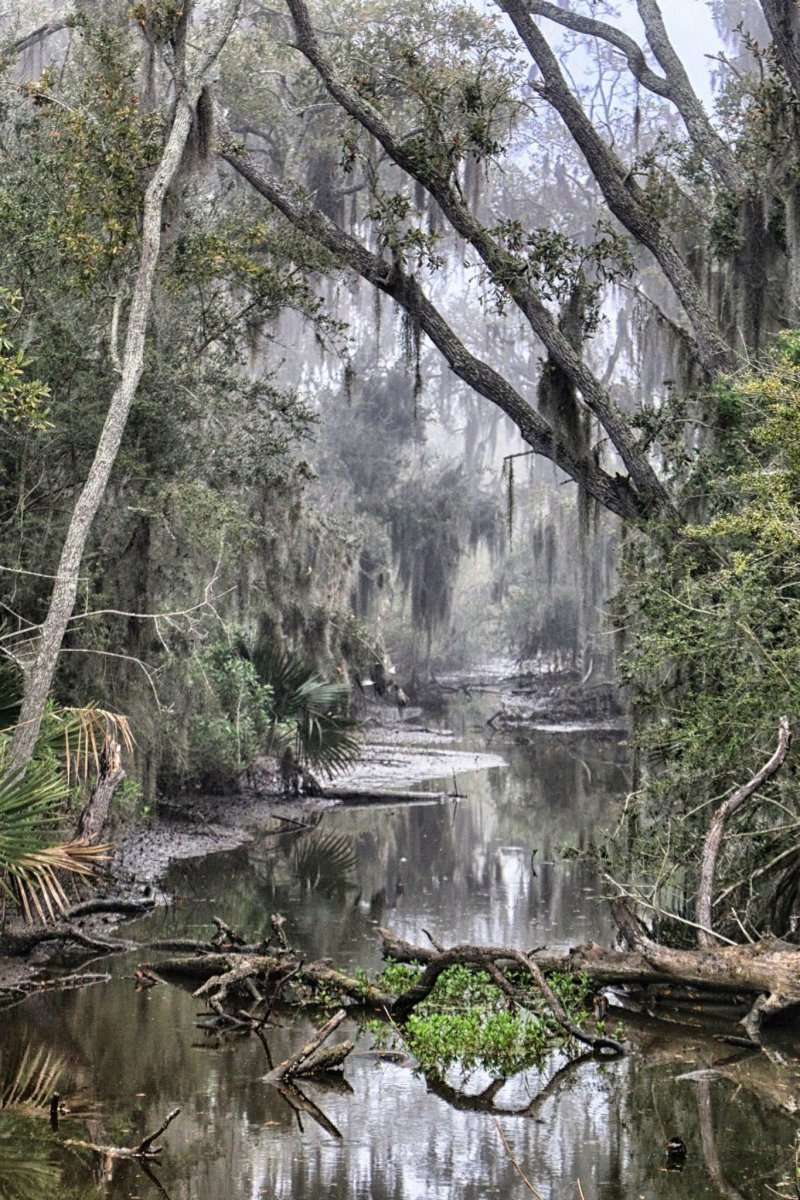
[0,1115,63,1200]
[427,1051,593,1118]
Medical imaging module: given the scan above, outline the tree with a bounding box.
[8,0,243,778]
[214,0,793,527]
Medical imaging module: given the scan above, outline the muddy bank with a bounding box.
[0,719,508,1000]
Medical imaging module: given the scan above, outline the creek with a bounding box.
[0,694,797,1199]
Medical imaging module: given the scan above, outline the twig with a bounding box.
[696,717,791,947]
[136,1108,182,1156]
[603,873,737,946]
[493,1118,546,1199]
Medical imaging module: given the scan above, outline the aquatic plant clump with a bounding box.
[371,961,592,1079]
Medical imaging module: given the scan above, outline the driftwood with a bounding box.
[0,970,111,1010]
[696,716,792,946]
[147,950,395,1009]
[66,1106,181,1159]
[320,787,461,805]
[0,923,135,957]
[264,1008,348,1082]
[381,918,800,1044]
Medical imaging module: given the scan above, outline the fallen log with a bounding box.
[264,1008,348,1082]
[65,1107,181,1159]
[381,916,800,1043]
[320,787,461,805]
[144,950,395,1009]
[293,1039,354,1077]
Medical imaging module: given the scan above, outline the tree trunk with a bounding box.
[9,2,242,780]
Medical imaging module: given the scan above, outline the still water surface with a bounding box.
[0,703,797,1199]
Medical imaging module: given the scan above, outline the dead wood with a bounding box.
[696,716,792,947]
[0,923,134,957]
[146,949,394,1009]
[65,1107,181,1159]
[320,786,460,805]
[382,919,800,1043]
[66,897,156,918]
[264,1008,348,1082]
[611,900,800,1042]
[292,1039,354,1076]
[0,971,111,1010]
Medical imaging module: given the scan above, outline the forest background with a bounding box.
[1,0,799,945]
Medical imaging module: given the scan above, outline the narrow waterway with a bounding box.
[0,698,797,1199]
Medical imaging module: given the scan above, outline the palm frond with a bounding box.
[0,658,22,735]
[0,759,108,922]
[250,638,363,778]
[10,842,108,924]
[293,829,357,893]
[39,706,134,785]
[0,1043,66,1113]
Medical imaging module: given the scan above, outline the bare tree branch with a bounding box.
[529,0,743,191]
[276,0,674,515]
[4,20,69,60]
[499,0,736,378]
[696,716,792,947]
[218,117,653,520]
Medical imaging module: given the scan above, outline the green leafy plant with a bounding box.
[370,961,591,1080]
[249,639,362,780]
[613,331,800,938]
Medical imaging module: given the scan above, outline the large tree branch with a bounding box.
[529,0,743,191]
[280,0,673,514]
[3,20,69,61]
[499,0,736,378]
[760,0,800,103]
[219,122,653,520]
[696,716,792,947]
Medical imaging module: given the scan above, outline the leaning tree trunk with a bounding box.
[8,2,241,780]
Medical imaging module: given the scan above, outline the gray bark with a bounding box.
[220,125,659,521]
[260,3,675,517]
[760,0,800,102]
[499,0,736,378]
[9,1,242,779]
[696,717,792,947]
[529,0,743,191]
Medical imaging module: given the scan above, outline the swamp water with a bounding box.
[0,699,797,1199]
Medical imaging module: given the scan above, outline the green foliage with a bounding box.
[372,961,590,1080]
[0,291,50,428]
[250,640,362,778]
[188,639,274,786]
[12,21,164,289]
[614,333,800,937]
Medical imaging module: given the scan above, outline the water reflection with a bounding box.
[0,718,797,1199]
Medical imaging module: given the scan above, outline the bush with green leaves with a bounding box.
[188,640,274,787]
[612,331,800,939]
[370,960,591,1080]
[187,634,362,789]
